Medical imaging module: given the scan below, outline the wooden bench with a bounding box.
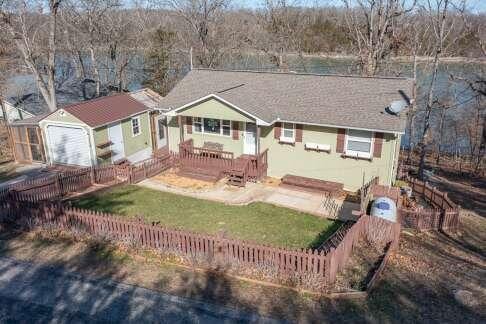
[178,166,223,182]
[280,174,344,196]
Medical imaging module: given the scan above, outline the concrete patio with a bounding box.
[139,177,359,221]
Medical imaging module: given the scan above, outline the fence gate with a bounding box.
[9,125,46,163]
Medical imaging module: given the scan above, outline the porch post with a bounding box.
[178,115,184,143]
[256,125,261,155]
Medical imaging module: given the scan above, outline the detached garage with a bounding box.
[46,125,91,166]
[39,93,154,167]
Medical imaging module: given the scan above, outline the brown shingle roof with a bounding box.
[62,93,150,128]
[162,69,414,133]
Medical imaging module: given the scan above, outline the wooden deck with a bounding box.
[177,139,268,186]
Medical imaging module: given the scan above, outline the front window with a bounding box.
[193,117,202,133]
[203,118,221,134]
[280,123,295,142]
[222,120,231,136]
[345,129,372,158]
[131,117,141,136]
[193,117,231,136]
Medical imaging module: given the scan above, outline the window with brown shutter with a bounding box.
[274,122,281,139]
[186,116,192,134]
[232,121,239,140]
[295,124,303,142]
[336,128,346,153]
[373,132,384,158]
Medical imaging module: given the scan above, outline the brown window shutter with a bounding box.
[232,121,239,140]
[295,124,303,142]
[373,132,384,158]
[336,128,346,153]
[274,122,281,139]
[186,117,192,134]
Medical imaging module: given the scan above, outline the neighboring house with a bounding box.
[37,93,154,167]
[162,69,413,191]
[2,90,83,123]
[1,99,35,123]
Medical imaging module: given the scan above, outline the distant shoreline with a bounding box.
[246,52,486,64]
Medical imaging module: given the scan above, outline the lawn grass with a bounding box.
[70,185,341,249]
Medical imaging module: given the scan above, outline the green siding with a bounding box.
[93,112,152,164]
[121,112,152,157]
[168,117,245,155]
[168,116,181,152]
[187,121,245,156]
[178,98,254,122]
[167,105,400,191]
[260,124,398,191]
[93,126,111,165]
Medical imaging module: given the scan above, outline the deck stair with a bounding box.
[227,157,250,187]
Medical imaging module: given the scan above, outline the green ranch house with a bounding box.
[161,69,413,191]
[7,70,412,193]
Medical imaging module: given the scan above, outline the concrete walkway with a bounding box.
[0,256,281,323]
[0,163,49,188]
[139,179,359,221]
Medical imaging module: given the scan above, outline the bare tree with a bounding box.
[61,0,122,98]
[256,0,306,71]
[167,0,233,68]
[1,0,62,112]
[342,0,416,76]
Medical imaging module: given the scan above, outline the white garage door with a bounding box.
[47,125,92,166]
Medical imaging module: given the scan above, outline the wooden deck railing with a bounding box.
[178,140,268,182]
[179,139,235,172]
[247,149,268,181]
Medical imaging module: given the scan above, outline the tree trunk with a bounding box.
[435,108,447,165]
[418,0,449,180]
[89,47,101,97]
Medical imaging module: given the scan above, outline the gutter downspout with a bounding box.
[389,133,398,186]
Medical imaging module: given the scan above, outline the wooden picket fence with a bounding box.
[0,200,401,289]
[128,154,173,184]
[403,175,457,210]
[326,215,401,282]
[359,176,379,213]
[398,175,460,231]
[0,156,174,203]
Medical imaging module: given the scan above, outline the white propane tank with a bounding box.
[370,197,397,222]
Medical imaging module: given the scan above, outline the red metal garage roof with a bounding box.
[62,93,150,128]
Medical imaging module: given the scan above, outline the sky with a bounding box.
[236,0,486,13]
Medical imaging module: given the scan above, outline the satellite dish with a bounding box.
[387,100,408,115]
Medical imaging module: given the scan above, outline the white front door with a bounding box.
[244,122,257,155]
[156,116,167,149]
[108,122,125,162]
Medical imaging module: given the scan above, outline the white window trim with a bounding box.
[131,116,141,137]
[279,122,295,143]
[192,117,232,137]
[344,130,374,159]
